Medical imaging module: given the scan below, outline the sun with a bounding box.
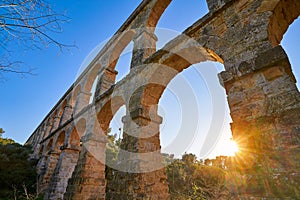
[223,140,239,156]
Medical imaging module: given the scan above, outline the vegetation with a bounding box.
[105,133,235,200]
[0,129,40,200]
[105,130,122,193]
[165,154,232,200]
[1,130,298,199]
[105,133,299,199]
[0,128,4,136]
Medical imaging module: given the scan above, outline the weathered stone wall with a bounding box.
[25,0,300,199]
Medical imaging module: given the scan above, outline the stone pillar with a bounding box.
[63,133,108,200]
[220,46,300,198]
[60,104,73,126]
[206,0,233,12]
[36,129,43,145]
[32,130,42,156]
[31,130,38,147]
[37,154,48,193]
[33,144,41,159]
[44,121,53,138]
[106,107,169,200]
[39,150,60,193]
[95,68,118,98]
[73,91,92,115]
[44,145,80,200]
[50,116,60,133]
[39,125,47,141]
[131,28,157,68]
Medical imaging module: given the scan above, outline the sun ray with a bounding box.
[223,139,239,156]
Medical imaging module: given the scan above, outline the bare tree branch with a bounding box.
[0,0,74,78]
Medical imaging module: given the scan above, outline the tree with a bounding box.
[182,153,196,165]
[167,153,231,200]
[0,128,15,144]
[0,138,39,199]
[0,0,72,77]
[105,129,123,196]
[0,128,4,137]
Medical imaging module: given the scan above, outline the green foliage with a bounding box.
[0,138,15,145]
[106,136,118,167]
[104,130,299,199]
[105,132,121,168]
[0,138,38,200]
[182,153,196,165]
[0,128,14,145]
[0,128,4,136]
[104,132,232,199]
[167,154,231,200]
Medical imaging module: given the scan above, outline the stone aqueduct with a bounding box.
[26,0,300,199]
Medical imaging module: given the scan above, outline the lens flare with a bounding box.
[223,140,239,156]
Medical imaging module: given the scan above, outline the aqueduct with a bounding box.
[26,0,300,199]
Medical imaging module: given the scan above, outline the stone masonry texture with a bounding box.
[25,0,300,199]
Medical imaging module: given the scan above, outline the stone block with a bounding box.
[218,71,233,87]
[244,86,265,102]
[238,61,253,76]
[206,0,234,12]
[262,75,296,96]
[263,66,284,81]
[255,46,289,71]
[266,91,300,114]
[228,92,244,107]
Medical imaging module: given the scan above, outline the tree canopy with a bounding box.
[0,128,4,137]
[105,133,233,200]
[166,154,232,200]
[0,129,40,199]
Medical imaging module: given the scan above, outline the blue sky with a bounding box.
[0,1,299,158]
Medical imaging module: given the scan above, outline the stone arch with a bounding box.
[150,0,209,42]
[105,43,224,199]
[128,43,226,159]
[50,109,60,133]
[282,19,300,90]
[72,82,93,114]
[46,139,53,153]
[53,109,58,117]
[265,0,300,91]
[43,118,52,138]
[54,131,66,151]
[41,123,47,139]
[268,0,300,46]
[50,110,58,124]
[146,0,172,28]
[96,96,126,132]
[133,41,223,107]
[69,118,86,147]
[107,30,136,71]
[71,84,81,107]
[84,64,103,104]
[83,63,102,95]
[59,96,73,126]
[64,105,117,199]
[38,144,45,157]
[31,129,40,148]
[58,99,67,117]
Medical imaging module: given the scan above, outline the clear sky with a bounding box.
[0,1,299,159]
